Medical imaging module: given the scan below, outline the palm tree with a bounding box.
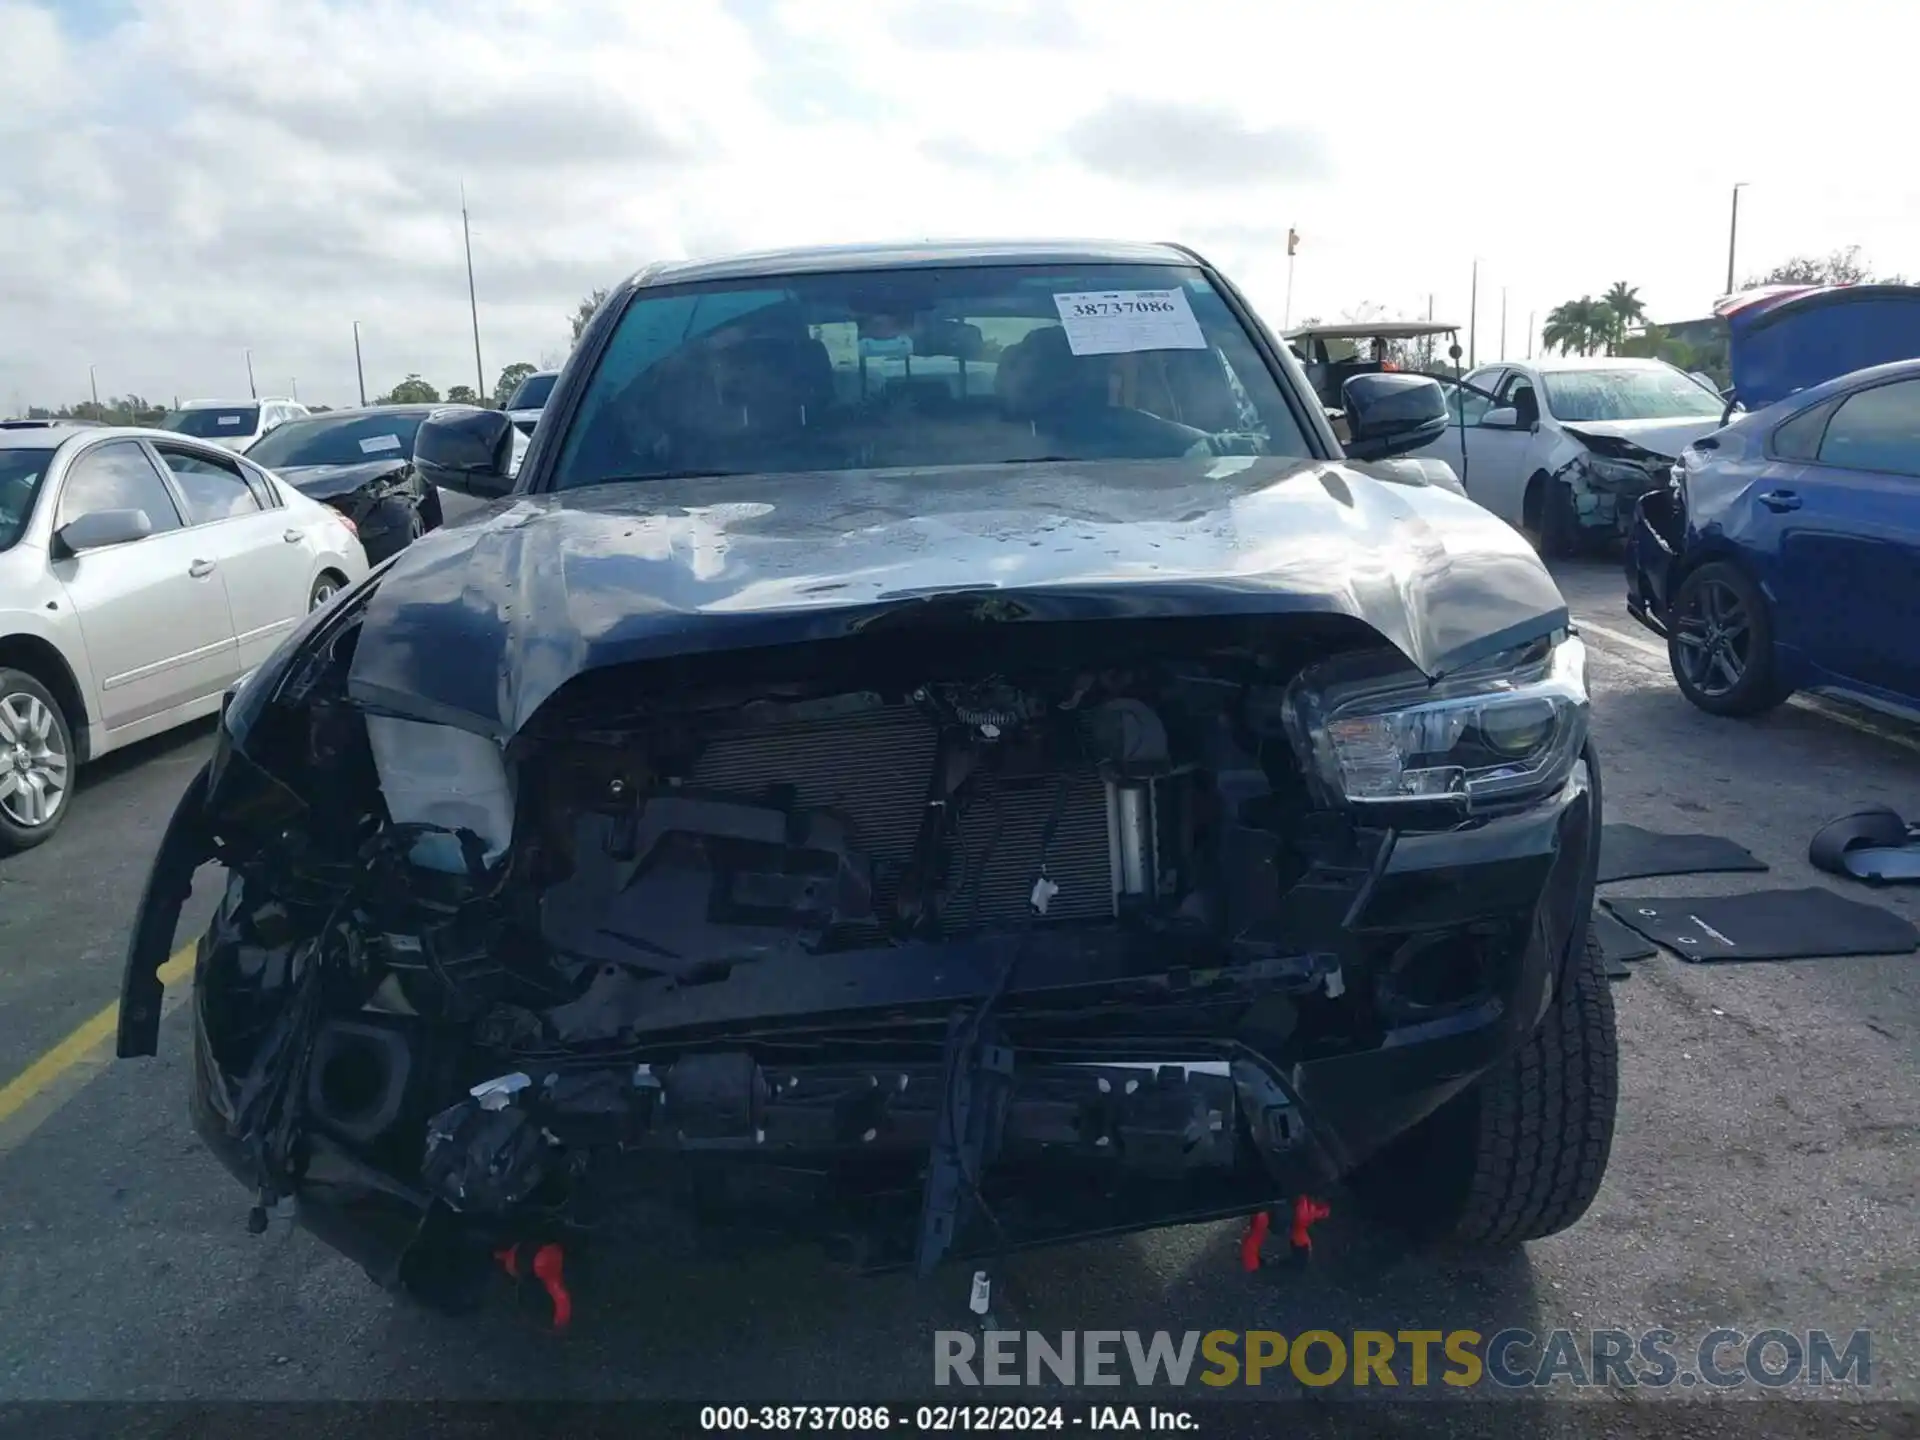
[1543,298,1610,356]
[1576,296,1614,355]
[1542,301,1584,356]
[1602,282,1646,353]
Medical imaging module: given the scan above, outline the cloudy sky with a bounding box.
[5,0,1915,413]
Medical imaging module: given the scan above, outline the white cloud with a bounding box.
[4,0,1917,414]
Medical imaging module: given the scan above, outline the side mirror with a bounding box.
[1340,373,1448,461]
[1479,406,1520,430]
[55,507,153,556]
[415,405,516,498]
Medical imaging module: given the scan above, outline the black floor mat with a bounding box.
[1598,824,1768,883]
[1601,888,1920,962]
[1593,909,1656,974]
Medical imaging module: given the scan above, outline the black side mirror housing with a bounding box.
[1340,373,1449,462]
[414,405,516,498]
[54,507,153,557]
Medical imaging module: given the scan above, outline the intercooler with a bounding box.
[689,703,1116,930]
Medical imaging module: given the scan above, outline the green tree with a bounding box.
[1541,301,1586,356]
[1542,296,1618,356]
[493,362,536,408]
[570,288,609,343]
[1745,246,1869,288]
[445,384,479,405]
[1601,282,1645,352]
[382,374,440,404]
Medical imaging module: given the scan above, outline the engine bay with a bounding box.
[153,609,1547,1299]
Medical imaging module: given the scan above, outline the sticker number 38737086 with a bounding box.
[1052,288,1208,356]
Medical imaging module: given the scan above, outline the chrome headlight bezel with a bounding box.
[1282,634,1589,817]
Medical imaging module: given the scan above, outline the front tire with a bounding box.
[0,668,75,854]
[1531,476,1589,559]
[1667,560,1788,716]
[309,571,347,612]
[1350,905,1619,1245]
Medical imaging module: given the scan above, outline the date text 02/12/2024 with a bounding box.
[699,1405,1196,1432]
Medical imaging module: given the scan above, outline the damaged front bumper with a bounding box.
[138,761,1596,1302]
[119,601,1598,1311]
[1625,472,1688,638]
[1559,452,1676,541]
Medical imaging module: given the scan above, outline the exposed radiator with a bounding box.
[689,703,1113,929]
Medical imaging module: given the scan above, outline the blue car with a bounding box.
[1626,285,1920,719]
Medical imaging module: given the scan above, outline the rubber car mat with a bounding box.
[1592,908,1656,973]
[1810,806,1920,885]
[1598,824,1768,884]
[1601,888,1919,962]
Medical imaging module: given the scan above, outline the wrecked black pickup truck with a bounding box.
[117,240,1615,1321]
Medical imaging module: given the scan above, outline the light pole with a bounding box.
[1527,310,1536,360]
[245,349,257,399]
[1726,182,1748,295]
[462,182,486,404]
[89,365,99,412]
[1468,258,1479,368]
[353,321,367,407]
[1499,286,1508,361]
[290,378,299,402]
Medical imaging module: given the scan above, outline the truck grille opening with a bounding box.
[689,702,1113,932]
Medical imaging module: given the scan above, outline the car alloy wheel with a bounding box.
[310,578,341,611]
[0,689,69,830]
[1671,574,1750,698]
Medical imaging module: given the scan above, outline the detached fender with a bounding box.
[117,762,214,1057]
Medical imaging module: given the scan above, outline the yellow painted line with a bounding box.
[1578,615,1920,758]
[0,941,196,1152]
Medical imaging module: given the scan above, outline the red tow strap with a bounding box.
[495,1241,573,1332]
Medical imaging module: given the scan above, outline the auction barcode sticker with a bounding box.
[1053,288,1207,356]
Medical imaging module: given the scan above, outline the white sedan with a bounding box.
[1412,355,1729,555]
[0,424,368,851]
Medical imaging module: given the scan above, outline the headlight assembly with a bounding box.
[1581,455,1658,488]
[1282,635,1589,814]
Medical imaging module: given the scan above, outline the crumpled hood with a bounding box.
[1561,417,1724,462]
[343,457,1570,739]
[275,459,409,502]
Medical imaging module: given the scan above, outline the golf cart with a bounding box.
[1283,320,1465,415]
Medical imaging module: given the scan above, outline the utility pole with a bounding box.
[1426,294,1435,368]
[462,182,486,404]
[1468,259,1479,368]
[1282,226,1300,331]
[1725,182,1748,295]
[1499,287,1508,361]
[290,378,299,402]
[353,321,367,406]
[89,365,99,411]
[1527,311,1536,360]
[245,349,257,399]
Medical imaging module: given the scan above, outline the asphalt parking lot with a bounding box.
[0,554,1915,1406]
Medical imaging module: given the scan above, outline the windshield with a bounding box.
[552,263,1309,491]
[508,373,557,410]
[247,412,427,469]
[1541,368,1725,423]
[163,406,260,438]
[0,449,55,552]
